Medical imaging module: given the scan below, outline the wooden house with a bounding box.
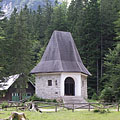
[0,74,35,101]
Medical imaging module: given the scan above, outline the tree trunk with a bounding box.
[9,112,27,120]
[28,102,42,113]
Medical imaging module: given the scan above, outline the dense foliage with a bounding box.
[0,0,120,101]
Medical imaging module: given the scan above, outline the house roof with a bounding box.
[0,74,20,91]
[0,74,35,91]
[30,30,91,76]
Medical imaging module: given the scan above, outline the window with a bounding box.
[14,84,17,88]
[55,80,57,86]
[26,83,28,88]
[2,93,5,97]
[48,80,52,86]
[26,93,31,96]
[20,85,23,88]
[55,92,58,94]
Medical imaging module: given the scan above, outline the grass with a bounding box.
[87,99,99,103]
[37,103,56,109]
[1,109,120,120]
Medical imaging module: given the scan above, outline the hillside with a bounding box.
[0,0,54,18]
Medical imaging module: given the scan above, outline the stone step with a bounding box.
[62,96,93,109]
[63,96,87,103]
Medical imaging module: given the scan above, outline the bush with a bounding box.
[100,87,115,102]
[29,95,45,101]
[1,102,8,109]
[88,87,96,99]
[93,109,100,113]
[29,95,57,103]
[92,93,98,100]
[53,99,57,103]
[93,108,110,114]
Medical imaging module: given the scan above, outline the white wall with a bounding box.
[35,73,61,99]
[60,73,82,96]
[35,72,88,99]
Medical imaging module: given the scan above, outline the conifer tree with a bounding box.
[47,1,68,36]
[101,10,120,101]
[81,0,101,94]
[102,43,120,101]
[32,5,46,63]
[0,0,7,78]
[100,0,120,78]
[68,0,101,95]
[4,6,33,75]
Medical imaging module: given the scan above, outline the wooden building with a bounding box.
[0,74,35,101]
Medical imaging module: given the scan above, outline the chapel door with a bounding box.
[65,77,75,96]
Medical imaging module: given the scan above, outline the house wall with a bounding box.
[81,75,88,99]
[35,72,88,99]
[26,82,35,96]
[36,73,61,99]
[0,81,35,101]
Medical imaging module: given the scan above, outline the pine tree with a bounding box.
[68,0,101,96]
[102,10,120,101]
[100,0,120,78]
[0,24,6,78]
[0,0,7,78]
[81,0,101,95]
[103,43,120,101]
[4,6,33,75]
[47,1,68,35]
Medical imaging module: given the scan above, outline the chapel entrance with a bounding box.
[65,77,75,96]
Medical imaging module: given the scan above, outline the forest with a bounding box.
[0,0,120,102]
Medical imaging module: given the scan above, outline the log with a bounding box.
[9,112,27,120]
[28,102,42,113]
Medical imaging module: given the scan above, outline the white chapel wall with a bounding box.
[60,73,82,96]
[35,73,61,99]
[81,75,88,99]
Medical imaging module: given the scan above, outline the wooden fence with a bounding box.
[0,101,120,112]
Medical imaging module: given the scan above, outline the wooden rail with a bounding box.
[0,101,120,112]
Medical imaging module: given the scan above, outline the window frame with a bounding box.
[48,80,52,86]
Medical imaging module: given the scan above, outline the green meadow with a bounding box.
[0,110,120,120]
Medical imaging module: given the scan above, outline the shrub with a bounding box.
[93,108,110,114]
[29,95,45,101]
[100,109,106,114]
[93,109,100,113]
[92,93,98,100]
[88,87,95,99]
[53,99,57,103]
[100,87,115,102]
[29,94,57,103]
[1,102,8,109]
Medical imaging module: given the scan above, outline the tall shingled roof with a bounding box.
[30,31,91,75]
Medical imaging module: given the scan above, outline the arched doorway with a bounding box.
[65,77,75,96]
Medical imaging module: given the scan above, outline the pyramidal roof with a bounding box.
[30,31,91,75]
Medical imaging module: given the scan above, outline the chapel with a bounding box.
[31,30,91,99]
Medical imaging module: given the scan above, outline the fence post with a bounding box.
[103,103,105,109]
[117,103,119,112]
[88,103,90,111]
[55,104,57,112]
[72,104,74,112]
